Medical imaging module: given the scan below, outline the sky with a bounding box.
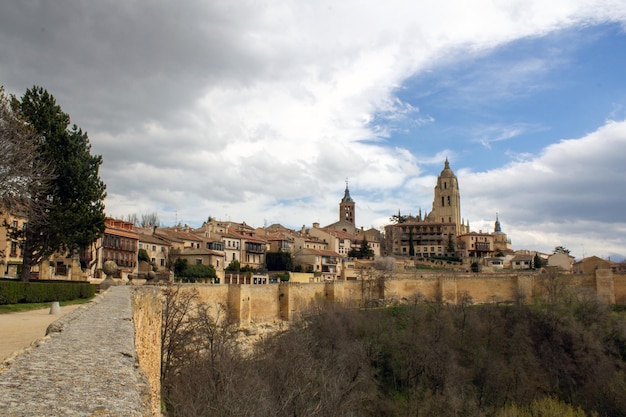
[1,1,626,261]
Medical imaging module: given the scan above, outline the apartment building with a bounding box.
[137,232,171,272]
[0,211,26,277]
[95,218,139,280]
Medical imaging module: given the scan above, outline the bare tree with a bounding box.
[140,212,160,227]
[161,285,201,388]
[0,87,53,262]
[0,87,52,214]
[537,266,572,306]
[374,255,396,273]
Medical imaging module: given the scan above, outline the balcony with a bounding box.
[245,244,265,254]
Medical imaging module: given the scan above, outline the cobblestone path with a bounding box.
[0,286,151,416]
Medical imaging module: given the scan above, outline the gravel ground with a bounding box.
[0,303,82,362]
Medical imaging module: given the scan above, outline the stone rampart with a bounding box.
[190,270,625,324]
[130,286,163,417]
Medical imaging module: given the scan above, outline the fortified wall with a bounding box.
[192,270,625,325]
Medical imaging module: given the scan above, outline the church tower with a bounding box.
[339,180,355,226]
[427,158,463,235]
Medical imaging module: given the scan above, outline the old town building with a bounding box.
[384,159,515,263]
[95,218,139,280]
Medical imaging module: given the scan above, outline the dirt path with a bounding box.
[0,304,83,361]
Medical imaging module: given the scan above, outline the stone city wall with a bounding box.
[130,286,163,417]
[189,270,626,325]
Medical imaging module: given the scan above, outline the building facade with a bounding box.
[0,212,26,277]
[96,218,139,280]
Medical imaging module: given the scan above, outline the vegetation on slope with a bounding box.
[161,288,626,417]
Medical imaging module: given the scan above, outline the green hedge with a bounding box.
[0,280,95,304]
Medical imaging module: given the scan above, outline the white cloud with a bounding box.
[1,1,626,260]
[462,119,626,258]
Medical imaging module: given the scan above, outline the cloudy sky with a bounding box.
[1,1,626,260]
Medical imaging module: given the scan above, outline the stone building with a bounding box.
[425,158,468,236]
[385,159,468,258]
[383,160,516,262]
[573,256,611,274]
[0,211,26,277]
[95,218,139,280]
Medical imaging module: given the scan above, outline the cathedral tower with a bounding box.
[339,180,355,226]
[427,158,463,235]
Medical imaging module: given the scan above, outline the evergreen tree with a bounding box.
[12,86,106,281]
[553,245,570,255]
[266,251,294,271]
[446,233,456,255]
[359,237,374,259]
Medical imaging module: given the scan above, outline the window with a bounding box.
[152,245,156,251]
[10,241,17,256]
[441,196,445,207]
[195,259,202,265]
[152,258,156,263]
[447,196,451,206]
[11,220,17,229]
[160,259,165,266]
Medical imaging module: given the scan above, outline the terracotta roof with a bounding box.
[181,248,224,257]
[301,248,342,258]
[137,233,171,246]
[155,228,202,242]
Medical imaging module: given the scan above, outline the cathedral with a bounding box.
[384,159,510,259]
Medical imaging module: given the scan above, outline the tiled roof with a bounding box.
[301,248,341,258]
[181,248,224,257]
[137,233,171,246]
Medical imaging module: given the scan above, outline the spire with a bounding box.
[444,156,449,169]
[494,213,502,233]
[341,178,354,203]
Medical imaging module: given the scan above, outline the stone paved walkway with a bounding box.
[0,286,151,416]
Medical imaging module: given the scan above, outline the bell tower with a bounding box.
[427,158,463,235]
[339,179,355,226]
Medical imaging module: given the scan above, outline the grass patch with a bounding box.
[0,297,94,314]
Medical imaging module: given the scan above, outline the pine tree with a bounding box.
[12,86,106,280]
[359,237,374,259]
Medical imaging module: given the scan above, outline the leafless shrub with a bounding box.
[374,256,396,272]
[0,87,53,215]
